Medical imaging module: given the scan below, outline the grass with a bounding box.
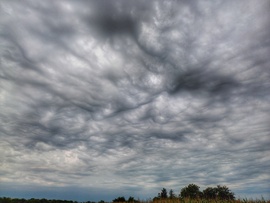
[136,198,270,203]
[0,197,269,203]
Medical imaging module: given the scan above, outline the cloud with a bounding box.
[0,0,270,201]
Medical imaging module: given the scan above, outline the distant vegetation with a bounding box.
[1,184,269,203]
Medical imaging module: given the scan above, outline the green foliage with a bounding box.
[203,187,217,199]
[202,185,235,200]
[127,197,136,203]
[180,184,201,199]
[0,198,74,203]
[161,188,168,199]
[153,188,170,200]
[113,197,126,202]
[112,196,138,203]
[169,190,176,199]
[215,185,235,200]
[0,197,12,203]
[153,184,235,201]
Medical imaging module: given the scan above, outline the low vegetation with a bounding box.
[0,197,269,203]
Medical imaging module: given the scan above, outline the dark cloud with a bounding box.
[0,0,270,201]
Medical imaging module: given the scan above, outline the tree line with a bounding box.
[153,184,235,200]
[0,184,235,203]
[0,197,77,203]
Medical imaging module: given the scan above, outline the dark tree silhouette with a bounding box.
[113,197,126,202]
[169,189,176,199]
[202,185,235,200]
[160,188,168,199]
[215,185,235,200]
[127,197,137,203]
[180,184,201,198]
[203,187,217,199]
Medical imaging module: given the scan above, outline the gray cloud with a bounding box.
[0,0,270,201]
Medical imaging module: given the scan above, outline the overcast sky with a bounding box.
[0,0,270,201]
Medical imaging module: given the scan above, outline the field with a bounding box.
[1,197,269,203]
[143,199,269,203]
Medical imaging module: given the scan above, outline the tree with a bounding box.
[180,184,200,199]
[169,189,176,199]
[203,187,217,199]
[127,197,137,203]
[160,188,168,199]
[113,197,126,202]
[0,197,12,203]
[215,185,235,200]
[153,193,161,201]
[202,185,235,200]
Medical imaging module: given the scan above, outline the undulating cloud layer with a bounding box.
[0,0,270,201]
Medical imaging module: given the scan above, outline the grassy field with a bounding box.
[148,198,270,203]
[1,197,269,203]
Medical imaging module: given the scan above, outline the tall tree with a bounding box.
[160,188,168,198]
[169,189,176,199]
[127,197,135,203]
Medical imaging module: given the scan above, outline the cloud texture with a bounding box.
[0,0,270,201]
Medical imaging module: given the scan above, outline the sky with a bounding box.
[0,0,270,202]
